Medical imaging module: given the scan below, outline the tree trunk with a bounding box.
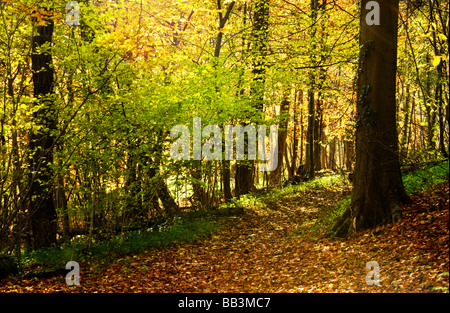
[343,138,354,171]
[148,162,178,216]
[235,162,252,197]
[400,84,411,163]
[333,0,410,237]
[125,150,145,224]
[305,0,319,180]
[157,175,179,215]
[289,89,300,178]
[29,9,57,249]
[222,160,233,201]
[437,81,448,158]
[434,63,448,158]
[306,90,315,179]
[269,92,289,187]
[236,0,269,196]
[214,0,235,202]
[57,174,70,241]
[328,137,336,170]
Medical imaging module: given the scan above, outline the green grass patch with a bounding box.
[293,194,351,239]
[228,173,347,210]
[20,210,226,271]
[295,160,449,238]
[402,160,449,195]
[16,161,449,273]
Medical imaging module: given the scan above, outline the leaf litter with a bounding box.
[1,183,448,293]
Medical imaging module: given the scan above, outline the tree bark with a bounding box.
[269,92,289,187]
[235,0,269,196]
[289,89,301,178]
[214,0,235,202]
[305,90,315,179]
[305,0,320,180]
[333,0,410,237]
[29,8,57,249]
[400,84,411,163]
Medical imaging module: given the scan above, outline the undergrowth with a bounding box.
[20,210,227,270]
[297,160,449,238]
[228,173,346,210]
[15,160,449,273]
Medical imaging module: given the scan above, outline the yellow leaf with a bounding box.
[437,33,447,41]
[432,56,442,67]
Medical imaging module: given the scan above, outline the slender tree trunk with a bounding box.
[299,91,304,168]
[314,6,328,171]
[269,92,289,187]
[29,8,57,249]
[333,0,410,237]
[57,174,70,241]
[328,137,336,170]
[147,158,178,216]
[290,89,300,178]
[400,84,411,163]
[222,160,232,201]
[125,150,145,224]
[437,81,448,158]
[214,0,235,202]
[306,90,315,179]
[305,0,319,180]
[343,138,353,171]
[314,98,323,171]
[434,63,448,158]
[428,0,447,158]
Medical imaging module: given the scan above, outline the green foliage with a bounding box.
[296,161,449,238]
[0,255,18,278]
[20,210,223,269]
[229,173,346,210]
[294,194,351,239]
[402,160,449,195]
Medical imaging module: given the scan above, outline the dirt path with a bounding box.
[75,185,351,293]
[1,183,448,293]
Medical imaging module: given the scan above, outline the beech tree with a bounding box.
[28,7,57,248]
[235,0,270,197]
[333,0,411,237]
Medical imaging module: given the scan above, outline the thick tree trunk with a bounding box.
[29,9,57,249]
[235,162,252,196]
[333,0,410,237]
[236,0,269,196]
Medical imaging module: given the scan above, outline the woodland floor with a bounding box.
[0,183,449,293]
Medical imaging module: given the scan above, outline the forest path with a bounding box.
[1,183,448,293]
[68,182,449,292]
[80,184,352,292]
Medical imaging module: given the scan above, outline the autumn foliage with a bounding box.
[0,0,448,295]
[1,180,448,293]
